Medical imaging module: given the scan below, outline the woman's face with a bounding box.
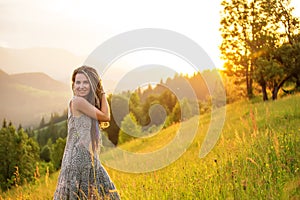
[73,73,91,98]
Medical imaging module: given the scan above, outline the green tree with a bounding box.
[181,98,193,120]
[19,132,40,181]
[171,101,181,124]
[105,94,129,145]
[220,0,280,100]
[220,0,299,101]
[254,0,300,100]
[275,38,300,91]
[37,128,49,147]
[256,37,300,100]
[141,95,159,126]
[0,123,39,190]
[129,92,143,124]
[2,118,7,128]
[158,90,177,114]
[118,113,142,144]
[39,117,45,128]
[0,124,15,189]
[220,0,253,98]
[51,137,66,170]
[40,145,51,162]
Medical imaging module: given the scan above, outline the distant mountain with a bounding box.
[0,46,131,91]
[0,69,11,81]
[0,69,71,127]
[11,72,69,92]
[0,47,85,83]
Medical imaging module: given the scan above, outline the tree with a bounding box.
[276,0,300,46]
[221,0,300,101]
[51,137,66,170]
[0,123,15,189]
[39,117,45,128]
[105,94,129,145]
[181,98,193,120]
[19,133,40,181]
[220,0,253,98]
[118,113,142,144]
[2,118,7,128]
[171,101,181,124]
[158,90,177,114]
[40,145,51,162]
[40,139,52,162]
[254,41,299,100]
[220,0,280,100]
[273,38,299,99]
[129,92,143,124]
[254,1,300,100]
[0,123,39,190]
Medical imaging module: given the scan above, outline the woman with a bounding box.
[54,66,120,199]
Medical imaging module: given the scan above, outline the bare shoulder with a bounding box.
[72,96,87,106]
[71,96,89,114]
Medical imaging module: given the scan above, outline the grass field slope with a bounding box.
[1,94,299,199]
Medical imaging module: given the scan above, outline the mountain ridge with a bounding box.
[0,46,85,83]
[10,71,69,92]
[0,69,70,127]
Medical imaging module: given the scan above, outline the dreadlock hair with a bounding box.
[71,65,105,152]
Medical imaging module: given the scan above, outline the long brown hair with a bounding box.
[71,66,104,152]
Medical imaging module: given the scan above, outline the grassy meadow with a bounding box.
[1,94,299,199]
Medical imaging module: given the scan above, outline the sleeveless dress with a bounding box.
[53,99,120,200]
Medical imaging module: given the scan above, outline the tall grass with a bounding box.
[0,167,58,200]
[1,94,299,199]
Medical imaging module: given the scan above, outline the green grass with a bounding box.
[1,94,299,199]
[118,122,180,153]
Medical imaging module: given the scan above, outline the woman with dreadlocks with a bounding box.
[54,66,120,199]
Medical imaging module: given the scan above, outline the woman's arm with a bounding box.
[72,96,110,122]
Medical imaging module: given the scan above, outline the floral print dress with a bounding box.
[53,101,120,200]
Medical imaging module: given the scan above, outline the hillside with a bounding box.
[0,69,71,127]
[1,94,299,199]
[10,72,69,92]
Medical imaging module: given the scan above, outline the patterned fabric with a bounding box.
[53,101,120,200]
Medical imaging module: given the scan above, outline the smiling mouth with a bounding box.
[77,90,88,95]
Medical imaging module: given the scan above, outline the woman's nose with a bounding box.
[79,83,85,89]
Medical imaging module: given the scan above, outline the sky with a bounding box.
[0,0,300,80]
